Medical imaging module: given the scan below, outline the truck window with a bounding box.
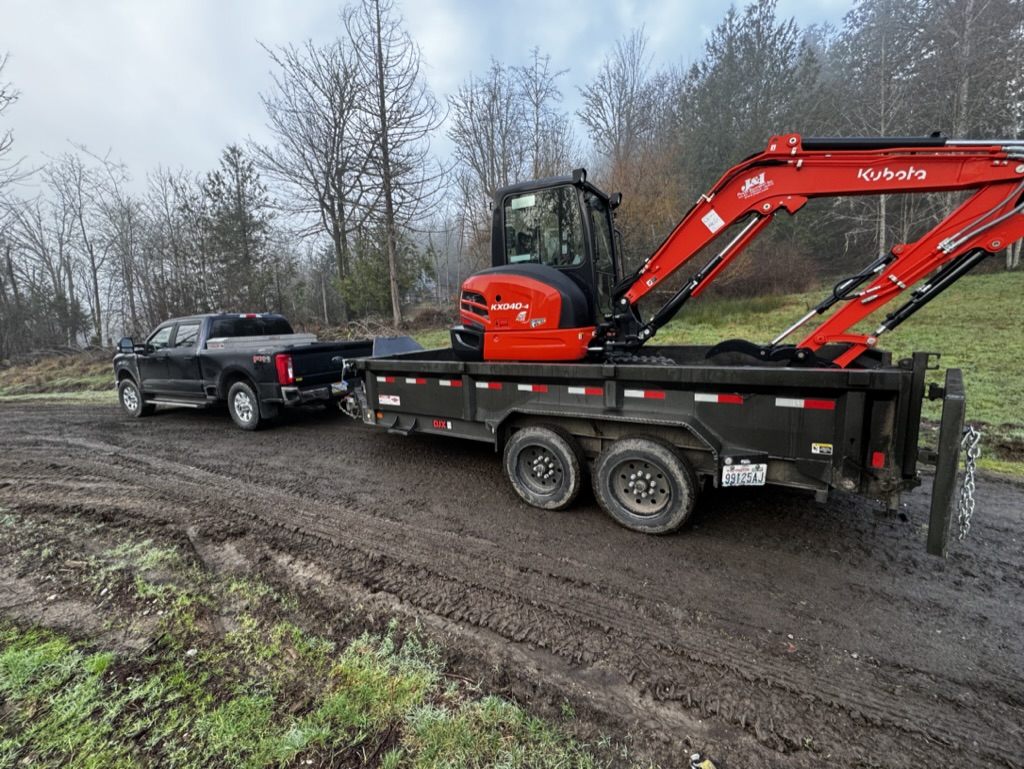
[172,322,201,349]
[208,317,293,338]
[503,186,583,268]
[147,326,173,351]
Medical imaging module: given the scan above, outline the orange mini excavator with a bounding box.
[451,134,1024,368]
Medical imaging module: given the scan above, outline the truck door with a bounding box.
[138,325,173,393]
[165,320,204,398]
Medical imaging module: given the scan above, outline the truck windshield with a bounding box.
[209,317,293,338]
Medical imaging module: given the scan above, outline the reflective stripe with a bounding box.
[624,389,666,400]
[517,384,548,393]
[404,378,426,385]
[476,382,502,390]
[439,379,463,387]
[568,386,602,396]
[695,392,743,404]
[776,397,835,410]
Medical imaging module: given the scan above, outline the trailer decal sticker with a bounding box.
[568,386,602,396]
[404,377,426,385]
[812,442,834,455]
[517,384,548,393]
[625,389,666,400]
[695,392,744,404]
[776,397,835,411]
[439,379,463,387]
[476,382,502,390]
[378,394,401,406]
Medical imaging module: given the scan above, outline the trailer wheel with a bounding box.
[227,380,262,431]
[593,438,697,534]
[504,426,584,511]
[118,378,155,418]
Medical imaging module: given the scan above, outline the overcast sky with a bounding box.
[3,0,855,182]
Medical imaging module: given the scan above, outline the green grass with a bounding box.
[411,327,452,350]
[0,510,616,769]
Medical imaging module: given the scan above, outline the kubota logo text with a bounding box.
[857,166,927,182]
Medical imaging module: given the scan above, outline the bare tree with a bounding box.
[344,0,443,326]
[517,47,581,179]
[917,0,1024,137]
[0,53,26,193]
[447,60,527,204]
[250,39,372,298]
[577,28,662,173]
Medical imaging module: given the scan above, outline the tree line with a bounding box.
[1,0,1022,358]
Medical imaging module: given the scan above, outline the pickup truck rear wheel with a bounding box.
[504,426,584,511]
[227,381,262,431]
[593,438,697,534]
[118,378,154,418]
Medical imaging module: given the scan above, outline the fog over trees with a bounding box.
[1,0,1022,356]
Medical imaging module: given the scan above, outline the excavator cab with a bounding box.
[451,170,622,361]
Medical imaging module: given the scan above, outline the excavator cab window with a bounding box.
[503,186,584,268]
[586,192,618,318]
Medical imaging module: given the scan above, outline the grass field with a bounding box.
[0,509,612,769]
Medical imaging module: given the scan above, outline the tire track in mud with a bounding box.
[1,403,1023,767]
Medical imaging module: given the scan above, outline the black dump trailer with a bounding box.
[345,345,969,556]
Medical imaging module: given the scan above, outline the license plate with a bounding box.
[721,463,767,487]
[330,381,347,394]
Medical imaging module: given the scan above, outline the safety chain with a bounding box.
[957,425,983,541]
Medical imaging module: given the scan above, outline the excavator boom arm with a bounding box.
[612,133,1024,365]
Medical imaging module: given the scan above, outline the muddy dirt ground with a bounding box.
[1,400,1022,768]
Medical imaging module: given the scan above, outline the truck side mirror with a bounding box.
[117,337,135,354]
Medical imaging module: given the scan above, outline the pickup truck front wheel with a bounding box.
[118,378,154,418]
[227,381,262,431]
[504,426,584,511]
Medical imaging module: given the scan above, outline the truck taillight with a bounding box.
[276,354,294,385]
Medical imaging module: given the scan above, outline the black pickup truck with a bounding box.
[113,313,408,430]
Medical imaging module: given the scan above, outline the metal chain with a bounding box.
[957,426,982,541]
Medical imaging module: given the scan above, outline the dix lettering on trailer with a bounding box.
[432,419,453,430]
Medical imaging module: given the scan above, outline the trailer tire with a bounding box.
[227,380,262,431]
[593,438,697,534]
[118,378,155,418]
[504,426,584,511]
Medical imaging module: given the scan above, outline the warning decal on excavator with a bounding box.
[701,209,726,233]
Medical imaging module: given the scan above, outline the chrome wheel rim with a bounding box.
[233,391,255,423]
